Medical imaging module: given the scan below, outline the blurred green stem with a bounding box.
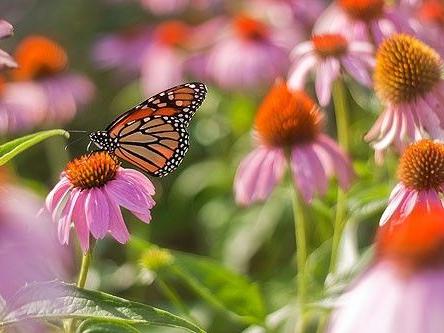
[329,80,350,276]
[288,161,308,333]
[156,277,191,318]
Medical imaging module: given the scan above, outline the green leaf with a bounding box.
[77,319,141,333]
[0,281,205,333]
[0,129,69,166]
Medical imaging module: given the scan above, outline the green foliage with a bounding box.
[0,129,69,166]
[0,281,205,333]
[136,240,266,325]
[77,320,141,333]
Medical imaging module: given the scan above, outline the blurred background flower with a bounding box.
[328,204,444,333]
[234,81,353,204]
[0,171,71,300]
[0,19,16,70]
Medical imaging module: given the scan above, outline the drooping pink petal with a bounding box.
[105,177,153,224]
[71,191,89,253]
[106,195,130,244]
[315,58,340,106]
[287,53,317,90]
[234,147,286,205]
[0,20,13,39]
[379,184,410,226]
[85,188,109,239]
[341,55,372,87]
[314,134,354,190]
[290,145,316,203]
[45,177,71,213]
[0,49,17,69]
[58,188,81,244]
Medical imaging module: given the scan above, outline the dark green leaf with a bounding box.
[0,281,205,333]
[0,129,69,166]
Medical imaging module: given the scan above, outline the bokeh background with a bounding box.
[0,0,398,332]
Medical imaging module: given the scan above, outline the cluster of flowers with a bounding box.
[2,0,444,331]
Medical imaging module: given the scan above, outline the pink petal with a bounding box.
[291,146,316,203]
[58,189,81,245]
[341,55,372,87]
[379,185,409,226]
[45,177,71,214]
[85,188,109,239]
[0,50,17,69]
[118,169,155,195]
[106,196,129,244]
[72,191,89,253]
[287,54,317,90]
[105,176,154,223]
[304,144,328,196]
[315,135,354,190]
[0,20,13,39]
[234,147,285,205]
[290,41,315,61]
[315,58,340,106]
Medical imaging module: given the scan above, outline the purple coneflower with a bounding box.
[0,19,16,69]
[288,33,374,106]
[379,139,444,226]
[46,151,155,253]
[234,81,353,205]
[328,203,444,333]
[11,35,94,124]
[203,15,290,90]
[314,0,412,45]
[364,34,444,162]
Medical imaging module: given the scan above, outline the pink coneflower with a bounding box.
[140,21,195,95]
[11,35,94,124]
[0,76,46,134]
[328,204,444,333]
[379,140,444,226]
[364,34,444,161]
[234,81,353,205]
[288,33,374,106]
[45,151,155,253]
[0,177,70,299]
[202,15,290,90]
[314,0,412,45]
[0,19,16,70]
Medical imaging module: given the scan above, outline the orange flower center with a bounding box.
[65,151,119,190]
[154,21,190,47]
[419,0,444,25]
[312,34,348,57]
[255,81,322,147]
[233,15,269,40]
[12,35,67,81]
[338,0,384,21]
[374,34,442,105]
[377,204,444,270]
[398,140,444,191]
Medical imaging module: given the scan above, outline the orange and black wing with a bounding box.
[113,116,189,177]
[106,82,207,137]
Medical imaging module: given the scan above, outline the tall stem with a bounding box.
[65,245,94,333]
[288,157,308,333]
[76,249,93,288]
[329,79,350,276]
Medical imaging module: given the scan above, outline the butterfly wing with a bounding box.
[106,82,207,137]
[113,116,189,177]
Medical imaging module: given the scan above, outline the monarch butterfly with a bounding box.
[89,82,207,177]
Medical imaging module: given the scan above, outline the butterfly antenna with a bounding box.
[64,133,89,151]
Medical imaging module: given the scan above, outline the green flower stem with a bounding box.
[76,249,93,288]
[329,79,350,276]
[156,277,191,318]
[65,244,94,333]
[288,159,308,333]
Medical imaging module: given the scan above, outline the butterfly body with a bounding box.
[89,82,207,177]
